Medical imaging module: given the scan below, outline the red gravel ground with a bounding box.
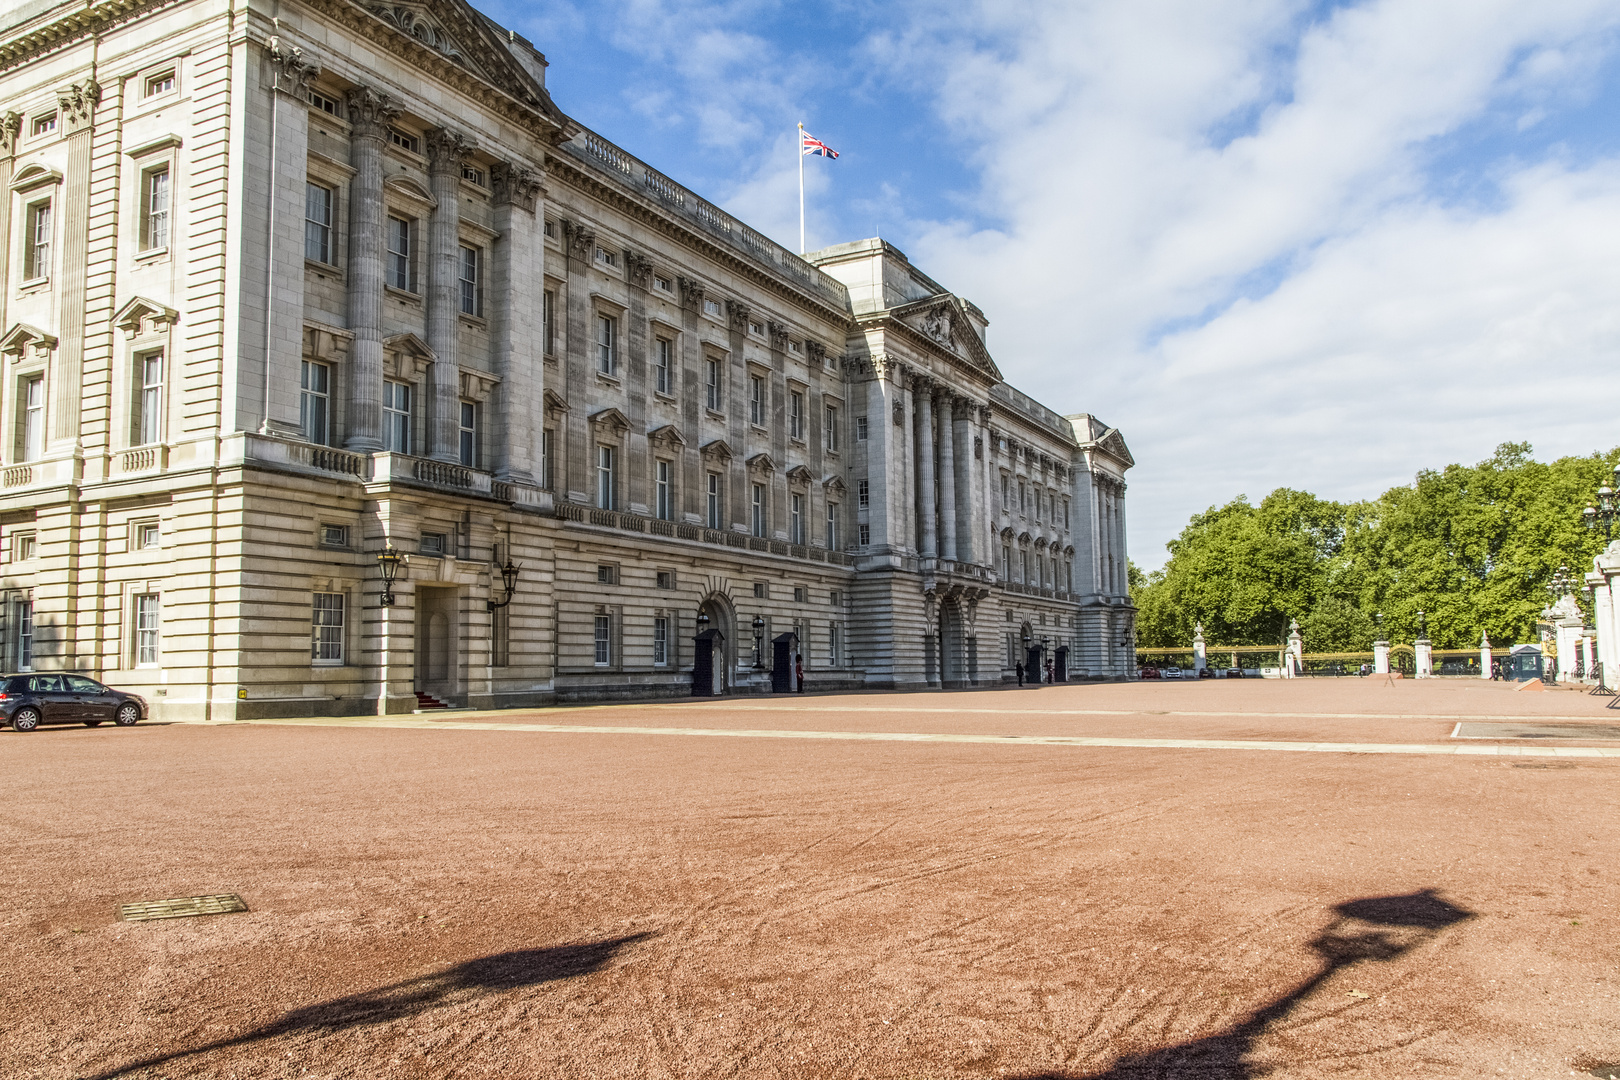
[3,678,1617,1079]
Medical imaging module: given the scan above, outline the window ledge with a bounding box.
[312,660,346,668]
[17,276,50,292]
[384,284,422,306]
[458,313,488,330]
[305,258,344,280]
[134,246,169,264]
[595,370,621,386]
[654,390,677,403]
[705,408,726,422]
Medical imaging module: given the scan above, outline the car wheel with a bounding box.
[115,703,141,727]
[83,719,103,727]
[13,707,40,732]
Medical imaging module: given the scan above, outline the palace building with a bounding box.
[0,0,1134,718]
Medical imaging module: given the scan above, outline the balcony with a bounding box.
[555,500,852,567]
[237,435,553,509]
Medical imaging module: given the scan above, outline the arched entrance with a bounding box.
[939,597,966,689]
[697,592,736,694]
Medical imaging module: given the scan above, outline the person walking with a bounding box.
[795,653,804,693]
[1016,660,1025,686]
[1045,659,1054,684]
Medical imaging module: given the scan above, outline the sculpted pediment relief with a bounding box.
[366,2,475,71]
[1099,428,1134,469]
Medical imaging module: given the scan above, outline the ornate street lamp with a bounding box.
[376,546,404,607]
[1547,564,1575,602]
[1582,464,1620,540]
[752,614,766,668]
[1416,609,1427,638]
[486,557,520,611]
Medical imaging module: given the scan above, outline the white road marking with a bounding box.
[238,717,1620,757]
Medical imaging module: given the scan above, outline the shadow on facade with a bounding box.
[1010,889,1474,1080]
[86,933,652,1079]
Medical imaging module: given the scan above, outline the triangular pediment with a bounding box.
[0,323,57,359]
[786,465,813,486]
[885,293,1003,381]
[700,439,734,461]
[1098,427,1134,469]
[113,296,178,337]
[746,452,777,473]
[648,423,687,447]
[589,406,630,433]
[384,332,434,359]
[543,389,569,413]
[823,475,846,495]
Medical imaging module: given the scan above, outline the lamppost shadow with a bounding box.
[85,931,653,1080]
[1013,889,1474,1080]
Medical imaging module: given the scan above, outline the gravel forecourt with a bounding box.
[2,677,1616,1079]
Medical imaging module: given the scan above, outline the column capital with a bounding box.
[807,340,828,367]
[492,160,544,212]
[56,78,100,132]
[624,249,654,288]
[268,36,321,96]
[726,299,751,331]
[346,86,400,139]
[0,112,19,157]
[563,219,597,262]
[678,275,706,310]
[767,321,790,351]
[426,127,476,174]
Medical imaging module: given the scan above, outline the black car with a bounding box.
[1,673,146,731]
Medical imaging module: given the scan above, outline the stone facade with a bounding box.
[0,0,1134,719]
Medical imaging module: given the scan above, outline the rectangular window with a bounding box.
[136,522,161,549]
[1035,492,1042,523]
[14,532,35,561]
[383,381,412,454]
[828,623,841,667]
[857,479,869,509]
[1037,553,1046,587]
[656,570,675,589]
[419,533,445,555]
[1001,475,1010,511]
[594,246,618,267]
[706,472,721,529]
[1020,549,1029,584]
[751,483,766,538]
[542,289,557,355]
[753,582,768,599]
[790,493,804,544]
[595,315,617,375]
[461,165,486,186]
[458,245,482,316]
[594,614,611,666]
[304,184,333,264]
[141,167,170,251]
[135,593,161,666]
[24,200,51,280]
[655,460,672,521]
[703,298,722,318]
[144,70,176,96]
[135,351,163,446]
[300,361,330,445]
[311,592,345,664]
[789,390,804,440]
[1064,499,1071,529]
[749,320,764,336]
[15,599,33,669]
[459,401,480,467]
[320,524,348,547]
[20,375,44,462]
[596,444,615,510]
[856,416,868,441]
[389,128,419,153]
[653,616,669,666]
[705,358,722,411]
[749,375,765,426]
[654,274,672,292]
[830,589,842,607]
[858,523,870,545]
[386,216,412,290]
[824,405,840,451]
[541,427,554,489]
[1001,545,1011,579]
[596,565,616,585]
[825,501,840,549]
[654,338,672,394]
[308,89,340,115]
[1019,482,1027,513]
[30,113,56,137]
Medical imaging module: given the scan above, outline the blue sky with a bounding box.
[477,0,1620,570]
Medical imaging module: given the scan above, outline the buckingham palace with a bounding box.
[0,0,1135,718]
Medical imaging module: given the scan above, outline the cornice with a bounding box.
[547,153,854,330]
[852,308,1000,387]
[0,0,182,71]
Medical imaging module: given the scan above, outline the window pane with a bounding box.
[311,592,345,662]
[304,184,332,263]
[145,169,170,250]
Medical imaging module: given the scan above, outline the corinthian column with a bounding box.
[426,128,474,462]
[938,391,957,562]
[915,381,937,558]
[344,87,398,451]
[489,160,544,483]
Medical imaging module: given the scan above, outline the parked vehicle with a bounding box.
[1,674,147,731]
[1139,666,1161,679]
[1225,667,1244,678]
[1162,666,1183,679]
[1198,666,1214,678]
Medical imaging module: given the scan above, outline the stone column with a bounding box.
[0,112,20,347]
[50,79,99,447]
[938,392,957,562]
[951,398,974,565]
[1115,482,1129,596]
[426,128,474,462]
[1479,633,1492,680]
[261,41,319,435]
[489,161,543,484]
[915,381,937,558]
[344,87,398,451]
[864,357,895,554]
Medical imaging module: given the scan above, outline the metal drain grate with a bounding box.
[118,894,249,922]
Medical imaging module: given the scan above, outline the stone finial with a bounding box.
[345,86,400,138]
[0,112,20,156]
[268,35,321,96]
[1480,632,1491,648]
[492,161,543,212]
[56,78,100,130]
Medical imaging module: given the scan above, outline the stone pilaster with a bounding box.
[50,78,99,447]
[915,380,937,558]
[937,391,957,562]
[864,356,901,556]
[343,87,398,451]
[426,127,473,462]
[0,112,18,342]
[951,397,975,565]
[260,38,319,435]
[561,220,595,502]
[489,160,544,484]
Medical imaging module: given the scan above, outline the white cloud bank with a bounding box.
[878,0,1620,566]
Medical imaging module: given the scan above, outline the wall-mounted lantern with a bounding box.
[752,614,766,668]
[487,557,520,611]
[377,546,404,606]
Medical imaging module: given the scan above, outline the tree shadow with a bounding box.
[87,932,652,1079]
[1013,889,1474,1079]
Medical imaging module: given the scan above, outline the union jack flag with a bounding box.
[800,129,839,159]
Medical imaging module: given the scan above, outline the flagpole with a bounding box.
[797,122,805,254]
